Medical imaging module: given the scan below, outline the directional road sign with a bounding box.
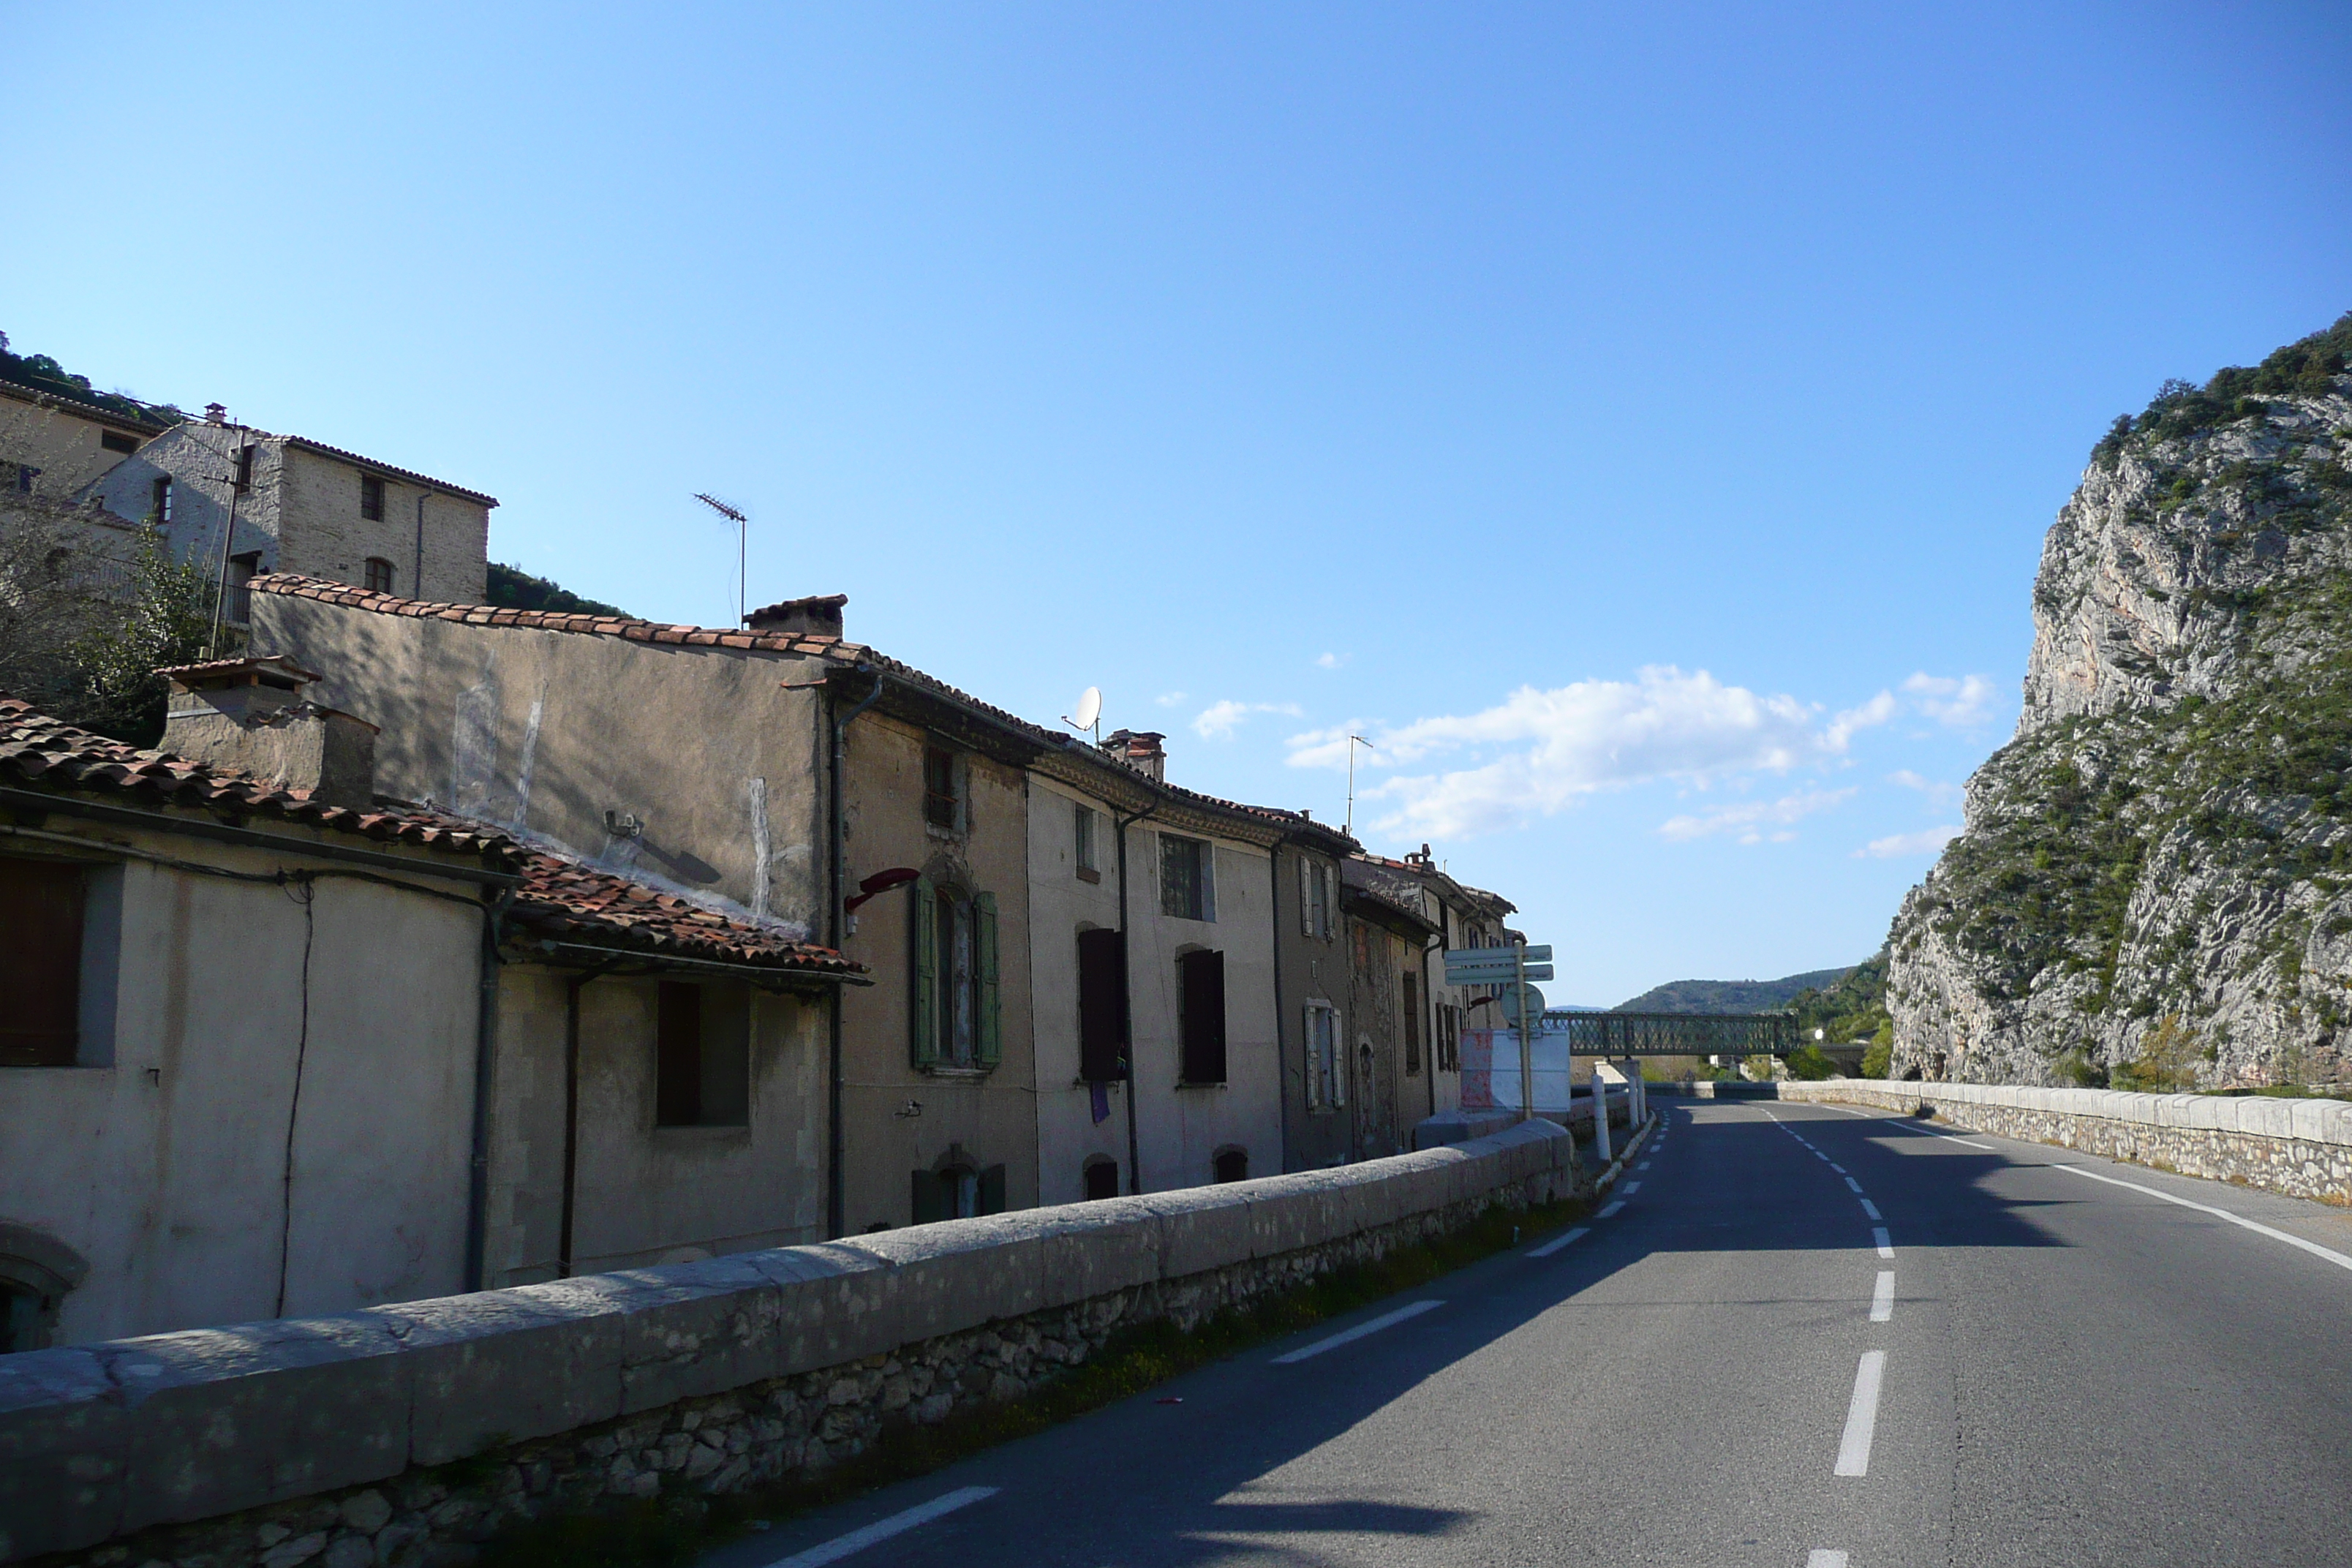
[1498,982,1545,1026]
[1444,944,1551,965]
[1447,962,1553,984]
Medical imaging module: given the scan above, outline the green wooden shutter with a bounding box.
[979,1163,1007,1215]
[974,891,1001,1066]
[911,1169,946,1224]
[911,873,938,1068]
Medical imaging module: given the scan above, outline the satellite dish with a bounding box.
[1065,686,1101,733]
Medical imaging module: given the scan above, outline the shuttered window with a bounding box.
[1178,949,1226,1085]
[1402,973,1422,1074]
[0,859,82,1068]
[911,875,1000,1070]
[912,1163,1008,1224]
[1077,927,1126,1082]
[360,474,385,520]
[1303,1000,1342,1110]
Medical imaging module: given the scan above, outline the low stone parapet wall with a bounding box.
[1775,1079,2352,1205]
[0,1122,1584,1566]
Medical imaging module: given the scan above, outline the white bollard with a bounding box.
[1591,1068,1612,1165]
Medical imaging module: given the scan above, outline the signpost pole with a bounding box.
[1515,935,1533,1123]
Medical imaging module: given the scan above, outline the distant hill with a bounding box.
[486,562,628,618]
[1614,967,1854,1014]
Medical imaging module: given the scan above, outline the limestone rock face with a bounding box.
[1887,317,2352,1089]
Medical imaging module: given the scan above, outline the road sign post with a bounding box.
[1515,938,1533,1123]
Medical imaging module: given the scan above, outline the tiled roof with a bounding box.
[277,434,499,508]
[156,654,324,686]
[249,573,1362,853]
[0,696,510,858]
[0,373,175,434]
[0,697,859,979]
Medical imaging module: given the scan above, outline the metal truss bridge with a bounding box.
[1534,1010,1798,1058]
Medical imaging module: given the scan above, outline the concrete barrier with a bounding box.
[1772,1079,2352,1205]
[0,1120,1583,1565]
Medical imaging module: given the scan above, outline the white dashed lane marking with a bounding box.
[1833,1352,1887,1477]
[1526,1226,1589,1259]
[766,1487,1000,1567]
[1271,1300,1446,1365]
[1870,1270,1893,1323]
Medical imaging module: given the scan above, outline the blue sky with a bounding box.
[7,4,2348,1003]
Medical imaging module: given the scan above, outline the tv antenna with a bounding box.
[1345,734,1376,838]
[1063,685,1102,747]
[693,493,748,627]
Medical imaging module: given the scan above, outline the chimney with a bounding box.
[159,655,379,810]
[203,402,227,425]
[745,593,847,638]
[1103,729,1166,785]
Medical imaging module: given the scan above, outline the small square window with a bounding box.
[1160,834,1213,921]
[360,474,385,520]
[363,557,396,595]
[100,429,138,454]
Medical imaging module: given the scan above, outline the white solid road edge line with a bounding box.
[766,1485,1000,1567]
[1870,1270,1894,1323]
[1597,1199,1627,1218]
[1528,1225,1591,1259]
[1872,1226,1893,1259]
[2051,1162,2352,1274]
[1833,1351,1887,1477]
[1271,1298,1445,1364]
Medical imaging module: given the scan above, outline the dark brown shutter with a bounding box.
[655,981,702,1126]
[1077,928,1126,1082]
[979,1164,1007,1215]
[1402,973,1422,1074]
[0,859,81,1067]
[1179,949,1226,1085]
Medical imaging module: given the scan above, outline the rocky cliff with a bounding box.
[1887,315,2352,1089]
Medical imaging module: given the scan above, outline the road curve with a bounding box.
[703,1101,2352,1568]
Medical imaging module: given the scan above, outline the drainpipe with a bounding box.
[826,666,884,1238]
[1268,837,1292,1174]
[464,889,513,1293]
[1114,799,1160,1195]
[1423,930,1442,1127]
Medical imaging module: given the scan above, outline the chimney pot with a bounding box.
[1102,728,1167,785]
[158,655,377,809]
[204,402,227,425]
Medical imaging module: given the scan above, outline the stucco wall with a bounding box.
[1273,843,1350,1172]
[0,1121,1585,1566]
[0,398,147,498]
[1025,777,1131,1203]
[252,592,832,941]
[0,830,483,1346]
[836,711,1037,1229]
[484,972,830,1286]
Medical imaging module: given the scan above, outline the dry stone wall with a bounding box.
[0,1121,1583,1567]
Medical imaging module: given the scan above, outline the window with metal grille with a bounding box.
[360,474,385,520]
[1178,949,1226,1085]
[1077,927,1126,1082]
[364,557,396,594]
[0,859,83,1068]
[1160,833,1212,921]
[923,745,960,831]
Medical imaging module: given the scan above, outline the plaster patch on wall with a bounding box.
[450,660,502,821]
[748,776,772,923]
[510,677,548,830]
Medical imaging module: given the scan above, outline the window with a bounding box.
[1178,949,1226,1085]
[1083,1156,1120,1200]
[150,475,172,524]
[1402,973,1422,1075]
[912,1161,1006,1223]
[653,981,750,1127]
[1077,927,1126,1082]
[227,552,261,625]
[923,745,960,831]
[0,1226,86,1354]
[15,464,41,494]
[1213,1147,1249,1183]
[1303,1000,1342,1112]
[911,878,999,1069]
[1160,834,1213,921]
[100,429,139,454]
[364,557,396,594]
[0,859,83,1067]
[360,474,385,520]
[233,445,255,491]
[1074,802,1100,882]
[1439,1004,1461,1073]
[1297,858,1333,940]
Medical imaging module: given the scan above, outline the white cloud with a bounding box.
[1903,672,1997,727]
[1659,788,1858,845]
[1888,769,1961,808]
[1856,824,1962,859]
[1194,699,1303,740]
[1155,691,1188,708]
[1316,652,1347,670]
[1288,666,1888,840]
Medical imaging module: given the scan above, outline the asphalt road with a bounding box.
[704,1101,2352,1568]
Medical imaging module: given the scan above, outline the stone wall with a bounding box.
[0,1120,1584,1567]
[1776,1079,2352,1204]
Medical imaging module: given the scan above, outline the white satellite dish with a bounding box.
[1064,686,1101,734]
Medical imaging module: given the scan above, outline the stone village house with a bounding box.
[0,673,864,1352]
